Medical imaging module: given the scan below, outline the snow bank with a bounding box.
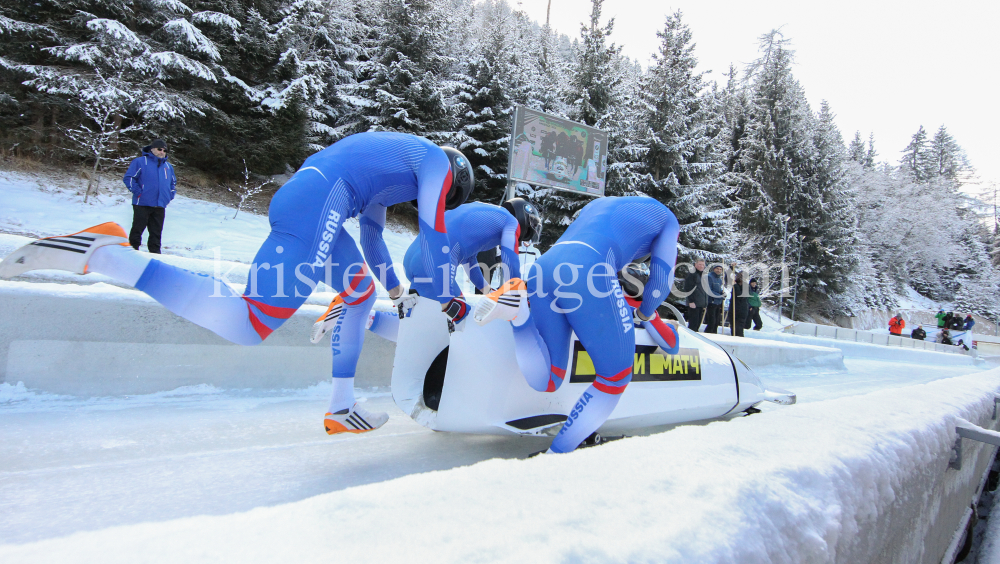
[3,370,999,563]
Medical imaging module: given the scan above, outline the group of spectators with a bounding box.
[888,310,975,349]
[679,259,762,337]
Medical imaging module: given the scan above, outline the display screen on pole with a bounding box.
[507,106,608,197]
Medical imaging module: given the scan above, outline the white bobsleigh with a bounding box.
[391,298,796,437]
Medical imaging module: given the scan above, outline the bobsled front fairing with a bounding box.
[390,298,795,437]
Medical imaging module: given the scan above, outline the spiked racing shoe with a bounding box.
[474,278,527,325]
[324,403,389,435]
[310,295,345,344]
[0,222,130,279]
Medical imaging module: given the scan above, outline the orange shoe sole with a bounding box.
[324,418,370,435]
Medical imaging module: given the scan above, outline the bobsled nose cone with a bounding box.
[762,386,796,405]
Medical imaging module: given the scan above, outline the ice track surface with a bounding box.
[0,358,986,544]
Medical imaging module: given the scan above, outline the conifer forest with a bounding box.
[1,0,997,320]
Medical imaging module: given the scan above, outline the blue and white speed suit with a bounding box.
[514,196,679,452]
[368,202,522,338]
[131,132,455,382]
[404,201,521,298]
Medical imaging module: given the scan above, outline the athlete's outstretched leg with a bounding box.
[367,311,399,342]
[548,276,635,453]
[511,286,572,393]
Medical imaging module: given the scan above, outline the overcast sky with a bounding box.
[516,0,1000,189]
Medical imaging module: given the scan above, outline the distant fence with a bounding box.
[785,322,967,355]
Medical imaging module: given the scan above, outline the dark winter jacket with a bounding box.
[731,279,750,318]
[683,270,709,308]
[911,327,927,340]
[123,150,177,207]
[949,317,963,331]
[706,271,725,305]
[964,316,975,331]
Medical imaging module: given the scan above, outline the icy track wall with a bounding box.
[0,286,395,395]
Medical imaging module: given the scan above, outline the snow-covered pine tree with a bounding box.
[929,125,971,184]
[810,101,867,314]
[272,0,361,153]
[536,0,623,248]
[848,131,865,164]
[864,134,878,169]
[170,0,307,178]
[638,10,729,261]
[729,30,815,269]
[899,125,935,181]
[453,0,519,204]
[352,0,452,139]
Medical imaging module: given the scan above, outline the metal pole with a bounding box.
[779,217,787,321]
[791,235,802,321]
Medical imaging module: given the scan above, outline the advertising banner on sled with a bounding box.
[507,106,608,197]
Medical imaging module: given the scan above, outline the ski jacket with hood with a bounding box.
[935,310,946,328]
[889,316,905,335]
[706,270,725,305]
[123,148,177,207]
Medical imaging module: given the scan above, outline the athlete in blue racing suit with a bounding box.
[360,199,540,341]
[0,132,475,435]
[475,196,681,453]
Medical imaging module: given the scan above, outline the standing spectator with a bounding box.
[935,309,947,328]
[942,312,954,330]
[745,278,763,331]
[964,314,975,332]
[682,259,709,332]
[911,325,927,340]
[949,313,963,331]
[730,271,749,337]
[123,139,176,254]
[888,313,905,336]
[705,264,725,334]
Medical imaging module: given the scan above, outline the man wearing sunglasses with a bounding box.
[123,139,176,254]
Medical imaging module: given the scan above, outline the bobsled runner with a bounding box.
[390,298,796,438]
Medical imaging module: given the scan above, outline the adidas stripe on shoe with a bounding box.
[0,222,130,279]
[324,403,389,435]
[474,278,527,325]
[310,296,345,344]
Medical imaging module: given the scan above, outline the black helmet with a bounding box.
[502,197,542,245]
[441,146,474,210]
[618,262,650,300]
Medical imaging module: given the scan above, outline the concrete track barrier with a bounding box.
[0,286,395,396]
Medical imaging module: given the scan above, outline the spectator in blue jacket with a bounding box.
[964,314,975,331]
[122,139,176,254]
[705,264,726,334]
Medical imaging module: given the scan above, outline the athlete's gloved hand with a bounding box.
[392,289,418,319]
[443,296,469,333]
[643,312,680,355]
